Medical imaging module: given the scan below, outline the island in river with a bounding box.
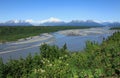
[0,26,120,78]
[0,26,116,62]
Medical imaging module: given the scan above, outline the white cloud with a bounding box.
[40,17,61,23]
[12,20,19,23]
[25,17,62,25]
[25,19,34,23]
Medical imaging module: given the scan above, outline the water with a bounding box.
[0,27,114,62]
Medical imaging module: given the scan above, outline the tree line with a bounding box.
[0,26,91,43]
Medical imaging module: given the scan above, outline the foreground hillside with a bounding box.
[0,26,91,43]
[0,32,120,78]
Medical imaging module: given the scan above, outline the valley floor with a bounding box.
[0,31,120,78]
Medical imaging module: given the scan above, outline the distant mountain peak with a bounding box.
[40,17,62,23]
[0,20,32,26]
[6,20,25,23]
[0,18,120,27]
[86,20,94,22]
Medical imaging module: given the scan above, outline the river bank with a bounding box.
[0,26,91,43]
[0,31,120,78]
[0,27,115,62]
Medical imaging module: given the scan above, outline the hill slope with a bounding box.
[0,31,120,78]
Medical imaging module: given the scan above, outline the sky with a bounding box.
[0,0,120,22]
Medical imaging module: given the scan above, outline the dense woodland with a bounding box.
[0,26,91,42]
[0,31,120,77]
[111,27,120,30]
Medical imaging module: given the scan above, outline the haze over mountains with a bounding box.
[0,17,120,27]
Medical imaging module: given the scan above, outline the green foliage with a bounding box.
[0,32,120,78]
[40,43,68,61]
[0,58,5,78]
[110,27,120,30]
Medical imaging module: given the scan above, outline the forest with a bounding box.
[111,27,120,30]
[0,26,91,43]
[0,31,120,77]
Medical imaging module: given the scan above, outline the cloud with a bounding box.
[25,17,62,24]
[25,19,34,23]
[40,17,61,23]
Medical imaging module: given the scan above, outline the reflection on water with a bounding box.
[0,27,114,62]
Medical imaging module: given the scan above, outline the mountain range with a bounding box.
[0,20,32,26]
[40,20,103,26]
[0,18,120,27]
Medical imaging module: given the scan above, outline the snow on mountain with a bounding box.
[24,17,62,26]
[40,17,62,23]
[0,18,120,26]
[39,19,103,26]
[0,20,33,26]
[66,20,103,26]
[39,17,65,26]
[102,22,120,27]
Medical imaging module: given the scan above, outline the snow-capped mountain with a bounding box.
[0,20,33,26]
[66,20,103,26]
[0,17,120,27]
[102,22,120,27]
[39,17,66,26]
[40,17,62,23]
[39,19,103,26]
[39,19,120,26]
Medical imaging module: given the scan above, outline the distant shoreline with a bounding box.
[0,26,92,43]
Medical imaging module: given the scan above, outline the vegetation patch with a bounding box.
[0,32,120,78]
[110,27,120,30]
[0,26,91,42]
